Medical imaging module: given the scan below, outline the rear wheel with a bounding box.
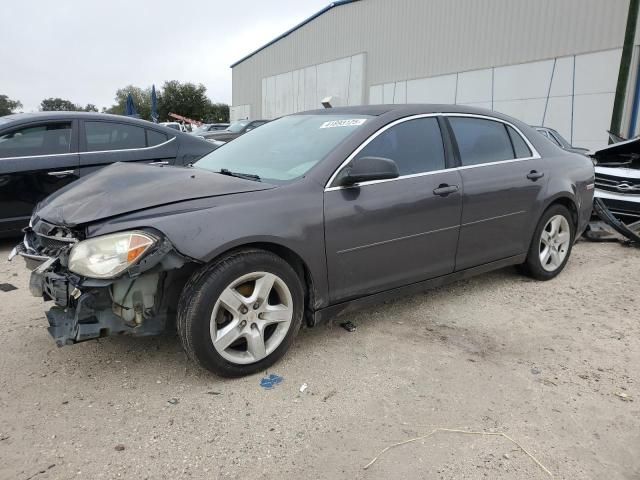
[521,204,575,280]
[178,249,304,377]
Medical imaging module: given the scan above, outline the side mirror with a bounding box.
[339,156,399,186]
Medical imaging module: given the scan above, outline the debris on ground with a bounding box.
[322,390,337,402]
[363,427,553,477]
[340,321,357,332]
[260,374,284,390]
[614,392,633,402]
[0,283,17,292]
[584,199,640,246]
[114,444,125,451]
[299,383,308,393]
[206,391,221,395]
[167,398,179,405]
[531,367,541,375]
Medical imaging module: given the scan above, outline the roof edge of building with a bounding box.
[230,0,360,68]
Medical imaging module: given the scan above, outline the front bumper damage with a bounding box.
[12,221,190,346]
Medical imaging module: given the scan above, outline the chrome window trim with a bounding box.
[324,112,541,192]
[80,136,175,155]
[0,136,175,160]
[324,113,442,191]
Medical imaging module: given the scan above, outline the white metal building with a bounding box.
[231,0,640,150]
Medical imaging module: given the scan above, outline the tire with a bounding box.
[177,249,304,377]
[520,204,575,281]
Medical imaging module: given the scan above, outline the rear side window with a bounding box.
[147,129,168,147]
[507,126,532,158]
[0,122,72,158]
[354,117,445,175]
[449,117,514,166]
[84,121,145,152]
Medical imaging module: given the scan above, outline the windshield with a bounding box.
[195,114,372,182]
[227,120,250,133]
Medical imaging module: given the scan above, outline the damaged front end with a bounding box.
[10,218,193,347]
[585,136,640,245]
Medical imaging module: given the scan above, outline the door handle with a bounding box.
[433,184,459,197]
[47,170,75,178]
[149,161,169,166]
[526,170,545,181]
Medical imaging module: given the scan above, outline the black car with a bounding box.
[201,119,269,142]
[13,105,594,377]
[0,112,216,237]
[534,126,590,155]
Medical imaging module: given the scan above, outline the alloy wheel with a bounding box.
[539,214,571,272]
[210,271,293,364]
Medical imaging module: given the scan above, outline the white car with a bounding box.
[592,138,640,221]
[159,122,188,133]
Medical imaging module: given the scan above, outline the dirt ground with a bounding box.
[0,238,638,480]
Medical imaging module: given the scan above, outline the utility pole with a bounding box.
[611,0,640,137]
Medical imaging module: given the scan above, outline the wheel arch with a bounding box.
[206,241,317,327]
[543,193,579,229]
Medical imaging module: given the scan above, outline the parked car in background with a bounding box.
[200,119,269,142]
[159,121,188,133]
[591,136,640,221]
[12,105,594,377]
[534,126,590,155]
[0,112,217,237]
[191,123,230,136]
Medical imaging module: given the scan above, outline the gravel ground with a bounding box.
[0,238,638,480]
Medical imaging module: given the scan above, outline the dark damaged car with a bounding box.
[11,105,595,377]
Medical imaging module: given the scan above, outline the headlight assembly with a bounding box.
[68,231,156,279]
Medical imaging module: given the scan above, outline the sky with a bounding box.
[0,0,329,112]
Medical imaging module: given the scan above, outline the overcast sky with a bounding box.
[1,0,329,112]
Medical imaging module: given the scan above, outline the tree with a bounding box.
[83,103,98,112]
[158,80,212,122]
[40,97,80,111]
[105,85,152,120]
[0,95,23,116]
[206,103,230,123]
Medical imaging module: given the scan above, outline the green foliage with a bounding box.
[104,81,229,123]
[0,94,23,116]
[40,97,80,111]
[105,85,153,120]
[83,103,98,112]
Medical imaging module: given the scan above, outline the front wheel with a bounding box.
[177,249,304,377]
[520,204,575,280]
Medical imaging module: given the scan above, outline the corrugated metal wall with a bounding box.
[232,0,632,119]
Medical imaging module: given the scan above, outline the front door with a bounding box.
[324,116,463,303]
[0,120,79,235]
[446,116,548,270]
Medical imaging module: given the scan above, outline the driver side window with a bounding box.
[353,117,446,176]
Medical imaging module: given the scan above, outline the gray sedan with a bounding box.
[13,105,594,377]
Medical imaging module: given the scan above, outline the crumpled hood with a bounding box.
[36,162,273,226]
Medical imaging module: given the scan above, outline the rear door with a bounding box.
[0,120,79,235]
[78,120,178,176]
[447,115,547,270]
[324,116,463,302]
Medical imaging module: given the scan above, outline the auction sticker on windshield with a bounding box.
[320,119,367,129]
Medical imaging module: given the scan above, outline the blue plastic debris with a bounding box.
[260,374,284,389]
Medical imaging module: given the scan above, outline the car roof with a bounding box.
[0,111,188,135]
[298,104,523,119]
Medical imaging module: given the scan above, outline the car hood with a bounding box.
[592,137,640,167]
[36,162,274,227]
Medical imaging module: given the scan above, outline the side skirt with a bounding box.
[311,254,527,326]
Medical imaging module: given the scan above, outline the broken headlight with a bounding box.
[68,231,156,279]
